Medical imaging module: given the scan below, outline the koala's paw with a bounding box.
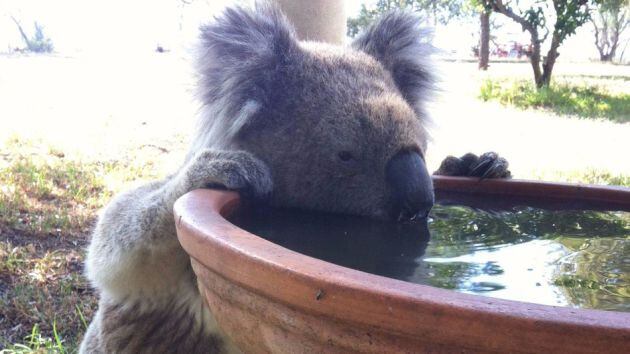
[434,152,511,179]
[185,149,273,200]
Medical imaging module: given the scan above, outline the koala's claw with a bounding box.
[434,152,511,179]
[184,149,273,201]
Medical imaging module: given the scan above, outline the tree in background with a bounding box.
[591,0,629,61]
[470,1,511,71]
[471,1,493,70]
[347,0,465,37]
[479,1,599,88]
[347,0,499,71]
[10,16,53,53]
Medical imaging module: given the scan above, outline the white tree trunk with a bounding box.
[274,0,346,44]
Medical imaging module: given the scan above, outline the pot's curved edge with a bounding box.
[174,179,630,352]
[433,176,630,211]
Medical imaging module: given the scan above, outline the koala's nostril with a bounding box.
[386,150,434,220]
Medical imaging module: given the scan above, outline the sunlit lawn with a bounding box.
[478,73,629,123]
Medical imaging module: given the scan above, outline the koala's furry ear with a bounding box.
[194,2,297,148]
[352,12,435,117]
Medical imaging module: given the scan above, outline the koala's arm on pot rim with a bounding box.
[85,149,272,300]
[81,149,270,352]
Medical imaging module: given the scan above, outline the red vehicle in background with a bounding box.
[474,40,532,59]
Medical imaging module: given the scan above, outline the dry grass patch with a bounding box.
[0,136,170,352]
[0,137,165,238]
[0,241,93,352]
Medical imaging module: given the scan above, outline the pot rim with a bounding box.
[174,176,630,350]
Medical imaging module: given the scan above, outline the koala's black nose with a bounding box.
[386,150,434,220]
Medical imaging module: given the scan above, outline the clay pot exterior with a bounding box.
[174,177,630,353]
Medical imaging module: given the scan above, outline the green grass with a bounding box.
[529,168,630,187]
[0,241,92,353]
[1,324,63,354]
[479,78,630,123]
[0,137,160,238]
[0,136,165,352]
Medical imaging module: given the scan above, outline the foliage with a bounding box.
[479,78,630,123]
[479,0,593,37]
[347,0,467,37]
[599,0,629,14]
[10,17,54,53]
[479,1,600,87]
[29,23,54,53]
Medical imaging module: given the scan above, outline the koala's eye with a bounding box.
[338,151,354,162]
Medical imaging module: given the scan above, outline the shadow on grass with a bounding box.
[479,79,630,123]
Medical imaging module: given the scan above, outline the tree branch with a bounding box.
[490,1,537,34]
[10,16,31,47]
[591,17,605,56]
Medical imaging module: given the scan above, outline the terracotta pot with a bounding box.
[174,176,630,353]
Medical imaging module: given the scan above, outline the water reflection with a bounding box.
[230,205,630,312]
[231,209,431,280]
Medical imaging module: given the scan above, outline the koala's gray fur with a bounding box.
[81,3,435,353]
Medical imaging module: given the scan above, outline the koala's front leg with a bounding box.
[83,149,270,353]
[87,149,272,300]
[434,152,511,179]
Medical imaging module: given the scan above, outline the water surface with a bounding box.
[230,204,630,312]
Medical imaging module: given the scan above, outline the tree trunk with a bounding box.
[10,16,31,48]
[592,11,624,63]
[539,34,562,87]
[479,11,490,70]
[528,33,543,88]
[619,39,629,62]
[606,22,621,62]
[275,0,346,44]
[540,57,555,87]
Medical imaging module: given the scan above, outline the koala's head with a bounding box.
[193,3,435,220]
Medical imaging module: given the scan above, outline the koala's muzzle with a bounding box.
[386,150,434,220]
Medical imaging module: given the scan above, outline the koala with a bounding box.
[80,3,508,353]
